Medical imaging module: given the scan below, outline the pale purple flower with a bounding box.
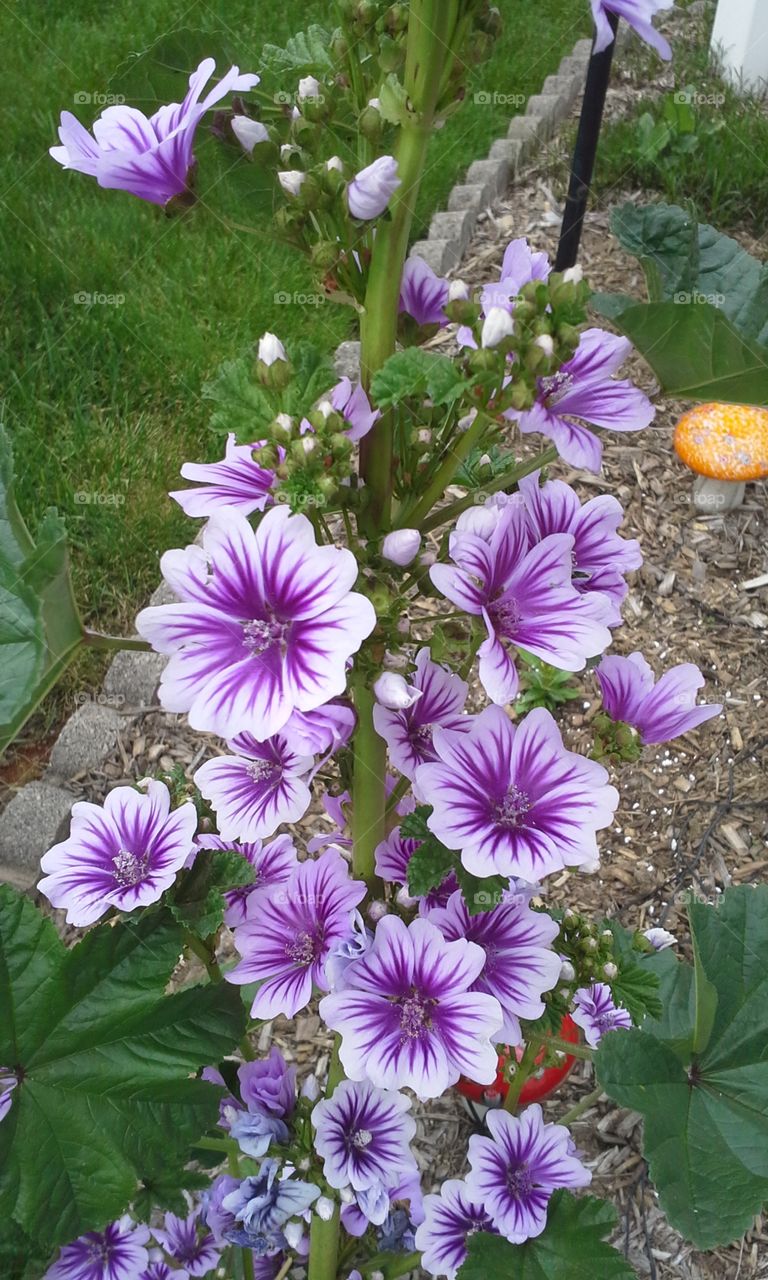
[169,434,275,518]
[222,1161,319,1252]
[38,781,197,926]
[0,1069,16,1124]
[231,115,270,153]
[594,652,722,744]
[45,1217,150,1280]
[374,672,423,711]
[278,170,305,197]
[50,60,259,206]
[429,891,560,1045]
[241,1048,297,1117]
[415,706,618,881]
[258,333,287,365]
[372,648,470,780]
[329,377,380,442]
[325,910,374,989]
[509,328,656,472]
[399,256,449,326]
[341,1169,423,1237]
[382,528,421,566]
[136,505,375,741]
[152,1210,219,1277]
[592,0,673,59]
[415,1180,498,1279]
[140,1262,189,1280]
[430,501,612,704]
[459,238,550,348]
[572,983,632,1046]
[466,1105,591,1242]
[319,915,503,1100]
[202,1175,240,1246]
[196,833,297,927]
[194,731,313,843]
[644,926,676,950]
[298,76,322,101]
[518,470,642,626]
[279,702,355,755]
[228,849,366,1017]
[347,156,401,219]
[312,1078,417,1190]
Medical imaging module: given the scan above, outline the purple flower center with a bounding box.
[351,1127,373,1149]
[112,849,149,887]
[493,785,531,829]
[490,597,522,639]
[286,929,321,967]
[242,618,288,656]
[506,1161,534,1199]
[86,1240,114,1264]
[247,760,279,784]
[396,990,435,1038]
[539,371,574,405]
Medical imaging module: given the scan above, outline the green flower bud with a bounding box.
[359,104,383,139]
[378,34,404,73]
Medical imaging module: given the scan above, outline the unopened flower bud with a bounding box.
[326,155,344,172]
[603,962,618,980]
[278,169,306,198]
[367,900,388,922]
[559,959,576,982]
[283,1221,304,1250]
[562,265,584,284]
[373,672,422,710]
[449,279,470,302]
[258,332,287,366]
[382,528,421,566]
[347,156,401,219]
[300,1073,320,1101]
[481,306,514,348]
[340,1186,356,1204]
[316,1196,335,1221]
[644,926,677,951]
[534,333,555,358]
[298,75,322,100]
[231,116,269,154]
[396,886,418,909]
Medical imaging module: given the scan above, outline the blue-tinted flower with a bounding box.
[347,156,401,219]
[221,1161,319,1249]
[466,1105,591,1243]
[312,1078,416,1191]
[594,652,721,744]
[415,1179,498,1279]
[592,0,673,60]
[0,1068,17,1124]
[45,1217,150,1280]
[152,1208,219,1277]
[572,983,632,1046]
[399,256,449,326]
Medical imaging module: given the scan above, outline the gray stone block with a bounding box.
[333,340,361,380]
[47,702,122,781]
[409,240,452,276]
[506,115,539,148]
[103,648,167,709]
[465,158,510,202]
[447,184,485,214]
[488,138,524,176]
[571,38,594,64]
[0,782,76,886]
[428,210,476,259]
[543,72,581,109]
[525,95,563,140]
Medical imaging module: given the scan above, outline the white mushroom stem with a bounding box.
[691,475,746,512]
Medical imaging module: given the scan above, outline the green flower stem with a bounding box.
[528,1034,592,1061]
[397,409,490,529]
[195,1136,240,1155]
[184,931,223,983]
[241,1250,255,1280]
[502,1039,540,1114]
[82,630,152,652]
[307,1039,345,1280]
[351,668,387,889]
[560,1085,604,1126]
[420,445,560,535]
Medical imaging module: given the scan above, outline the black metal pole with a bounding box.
[554,14,619,272]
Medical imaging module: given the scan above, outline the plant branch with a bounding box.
[560,1086,604,1126]
[420,445,559,534]
[82,630,152,652]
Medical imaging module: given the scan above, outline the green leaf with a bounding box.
[0,887,245,1255]
[596,885,768,1249]
[131,1168,211,1222]
[204,341,336,437]
[109,29,242,113]
[602,922,663,1024]
[378,73,414,127]
[261,25,336,75]
[169,849,255,938]
[399,805,432,841]
[406,839,456,897]
[454,864,508,915]
[458,1192,635,1279]
[370,348,469,410]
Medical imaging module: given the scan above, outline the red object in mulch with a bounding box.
[456,1015,580,1108]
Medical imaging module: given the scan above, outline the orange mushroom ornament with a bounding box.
[674,403,768,512]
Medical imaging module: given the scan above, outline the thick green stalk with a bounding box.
[396,409,489,529]
[308,1205,341,1280]
[351,670,387,886]
[503,1039,540,1114]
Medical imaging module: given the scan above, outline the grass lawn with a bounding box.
[0,0,587,727]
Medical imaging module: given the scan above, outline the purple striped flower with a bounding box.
[194,730,313,843]
[196,834,297,927]
[319,915,503,1100]
[329,378,380,442]
[38,781,197,926]
[517,471,642,626]
[169,434,275,518]
[221,1161,319,1251]
[415,706,618,882]
[509,328,656,472]
[312,1078,416,1191]
[278,702,355,755]
[227,849,366,1017]
[399,256,450,327]
[45,1217,150,1280]
[140,1262,189,1280]
[152,1209,219,1277]
[458,238,550,349]
[306,789,352,855]
[466,1105,591,1243]
[592,0,673,59]
[136,505,376,741]
[0,1069,16,1124]
[372,648,470,780]
[240,1048,297,1117]
[429,891,560,1045]
[594,652,721,744]
[572,983,632,1046]
[415,1179,498,1279]
[431,501,612,705]
[374,827,459,916]
[50,60,259,206]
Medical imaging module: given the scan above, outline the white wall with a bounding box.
[711,0,768,92]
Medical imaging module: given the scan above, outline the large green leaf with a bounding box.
[0,888,245,1256]
[458,1192,635,1279]
[260,25,337,76]
[203,341,336,437]
[109,29,244,113]
[596,886,768,1249]
[0,429,84,754]
[370,348,471,410]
